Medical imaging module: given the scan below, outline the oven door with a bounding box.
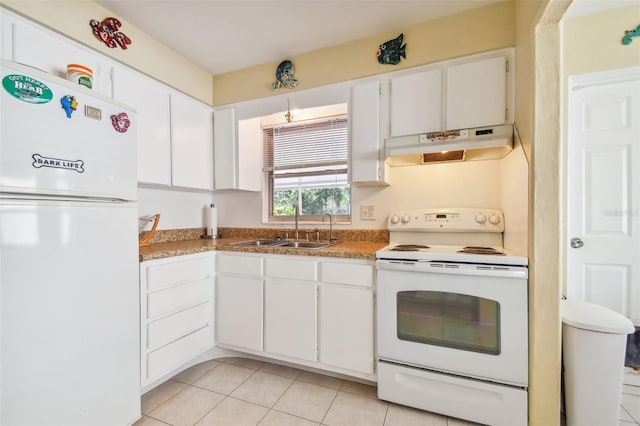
[376,260,528,387]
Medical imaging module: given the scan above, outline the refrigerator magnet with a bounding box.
[111,112,130,133]
[84,105,102,120]
[60,95,78,118]
[2,74,53,104]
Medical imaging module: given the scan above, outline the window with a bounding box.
[263,111,350,223]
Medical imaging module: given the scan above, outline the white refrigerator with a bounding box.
[0,59,140,425]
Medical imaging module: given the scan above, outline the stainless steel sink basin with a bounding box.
[228,239,333,250]
[279,241,333,249]
[228,239,287,247]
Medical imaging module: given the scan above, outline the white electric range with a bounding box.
[376,208,529,426]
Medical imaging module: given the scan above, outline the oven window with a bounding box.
[396,291,500,355]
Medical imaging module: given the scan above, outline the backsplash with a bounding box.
[141,227,389,245]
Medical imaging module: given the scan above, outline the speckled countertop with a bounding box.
[138,227,389,262]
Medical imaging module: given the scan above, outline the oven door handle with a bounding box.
[376,260,528,278]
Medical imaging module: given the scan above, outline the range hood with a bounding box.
[385,124,513,166]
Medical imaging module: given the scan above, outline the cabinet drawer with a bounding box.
[147,278,211,319]
[145,325,213,384]
[216,253,262,275]
[146,256,212,291]
[264,257,316,281]
[319,262,374,287]
[147,302,212,350]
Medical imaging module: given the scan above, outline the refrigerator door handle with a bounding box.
[0,193,130,203]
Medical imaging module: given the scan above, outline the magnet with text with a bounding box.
[32,153,84,173]
[60,95,78,118]
[111,112,131,133]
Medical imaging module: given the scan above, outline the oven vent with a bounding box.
[477,265,511,271]
[430,263,460,269]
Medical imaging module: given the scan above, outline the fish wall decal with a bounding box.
[273,60,298,90]
[377,33,407,65]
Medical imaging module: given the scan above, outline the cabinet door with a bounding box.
[8,18,112,97]
[215,275,263,351]
[213,109,261,191]
[112,66,172,185]
[350,80,388,184]
[264,279,317,361]
[171,93,214,190]
[237,117,262,191]
[213,107,236,190]
[319,285,374,374]
[446,56,506,130]
[390,69,442,137]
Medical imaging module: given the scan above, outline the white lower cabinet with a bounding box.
[215,252,375,378]
[318,260,375,375]
[215,275,263,351]
[264,278,317,361]
[319,285,374,374]
[140,253,214,388]
[215,253,263,351]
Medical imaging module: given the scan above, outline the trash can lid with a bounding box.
[561,300,635,334]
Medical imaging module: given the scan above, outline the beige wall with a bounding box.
[515,1,568,425]
[563,5,640,77]
[212,1,515,106]
[0,0,213,104]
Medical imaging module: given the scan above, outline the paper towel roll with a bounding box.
[204,205,217,238]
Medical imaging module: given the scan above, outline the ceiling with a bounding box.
[96,0,499,75]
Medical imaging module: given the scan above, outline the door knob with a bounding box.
[570,237,584,249]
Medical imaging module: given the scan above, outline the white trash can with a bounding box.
[562,300,635,426]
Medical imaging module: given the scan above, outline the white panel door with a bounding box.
[567,74,640,323]
[390,69,442,137]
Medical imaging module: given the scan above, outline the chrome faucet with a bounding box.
[323,213,336,242]
[293,201,300,241]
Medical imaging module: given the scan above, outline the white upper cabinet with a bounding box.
[3,13,112,97]
[112,66,172,186]
[445,56,507,130]
[213,108,261,191]
[171,93,214,190]
[213,107,236,190]
[390,68,442,137]
[349,80,389,185]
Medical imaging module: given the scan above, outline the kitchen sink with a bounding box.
[279,241,333,249]
[228,239,288,247]
[228,239,333,249]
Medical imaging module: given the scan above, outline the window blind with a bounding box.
[263,118,348,172]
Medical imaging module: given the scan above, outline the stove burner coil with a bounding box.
[457,246,505,255]
[390,244,430,252]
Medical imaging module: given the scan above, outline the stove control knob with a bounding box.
[489,214,501,225]
[390,215,400,224]
[475,213,487,224]
[401,215,411,224]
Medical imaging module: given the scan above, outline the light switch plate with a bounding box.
[360,205,376,220]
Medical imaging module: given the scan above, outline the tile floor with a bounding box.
[136,357,640,426]
[135,357,480,426]
[621,383,640,425]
